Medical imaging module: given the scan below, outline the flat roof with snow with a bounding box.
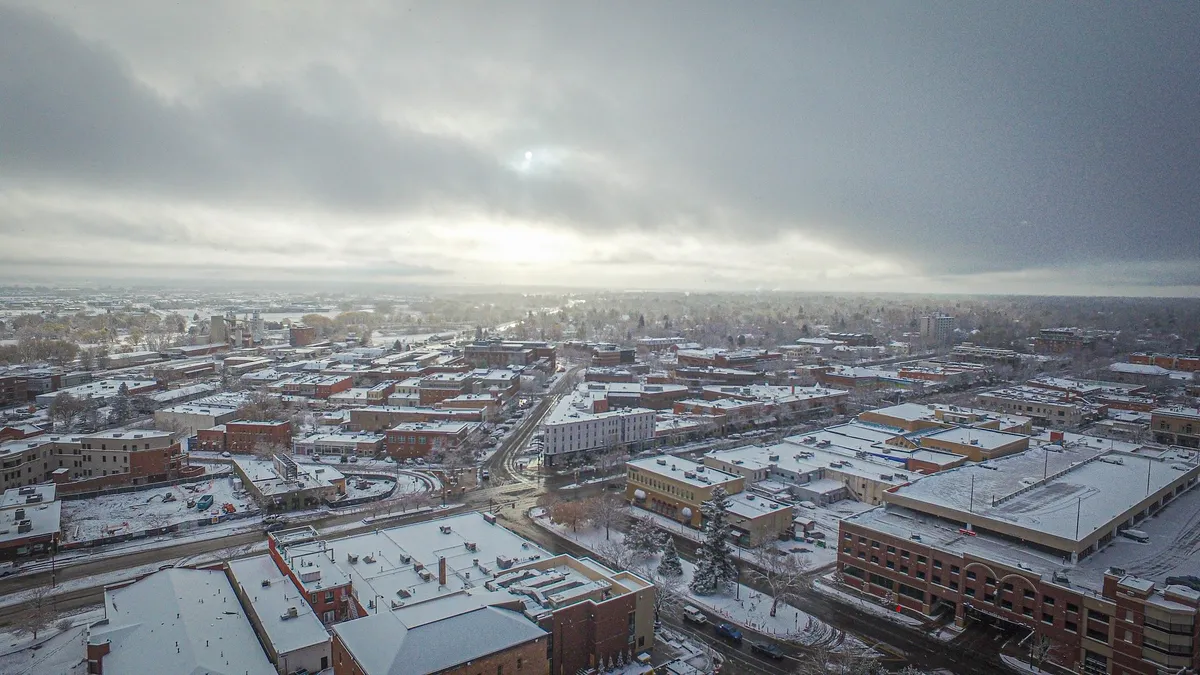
[886,443,1200,552]
[332,604,546,675]
[277,512,553,608]
[919,426,1028,450]
[627,455,741,488]
[227,555,329,656]
[89,568,275,675]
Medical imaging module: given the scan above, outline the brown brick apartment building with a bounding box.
[0,375,28,406]
[385,421,473,459]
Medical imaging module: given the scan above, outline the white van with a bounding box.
[682,605,707,626]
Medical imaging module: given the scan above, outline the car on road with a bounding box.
[750,641,785,659]
[263,522,288,533]
[481,469,490,480]
[714,623,743,644]
[682,605,707,626]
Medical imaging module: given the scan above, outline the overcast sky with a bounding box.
[1,2,1197,296]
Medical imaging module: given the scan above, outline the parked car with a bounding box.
[714,623,743,644]
[349,455,358,463]
[220,451,232,458]
[750,642,785,659]
[682,605,707,626]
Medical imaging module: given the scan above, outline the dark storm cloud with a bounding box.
[0,5,666,228]
[1,1,1198,283]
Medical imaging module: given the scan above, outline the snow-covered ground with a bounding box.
[533,510,855,648]
[60,476,257,543]
[0,606,102,675]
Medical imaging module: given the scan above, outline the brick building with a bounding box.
[464,340,557,371]
[417,372,478,406]
[2,430,196,494]
[290,324,317,347]
[385,421,474,459]
[1151,406,1199,449]
[196,420,292,453]
[0,375,28,406]
[836,441,1200,674]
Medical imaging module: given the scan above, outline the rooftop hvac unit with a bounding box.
[398,554,411,564]
[695,466,705,473]
[363,554,376,564]
[418,569,434,582]
[397,588,412,598]
[299,570,321,583]
[25,494,42,504]
[347,553,359,564]
[279,606,299,621]
[261,579,271,588]
[17,521,33,534]
[745,494,756,501]
[656,458,667,466]
[768,454,780,461]
[683,471,696,479]
[13,509,24,521]
[464,542,478,552]
[439,525,452,534]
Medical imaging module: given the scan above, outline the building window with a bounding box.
[1042,595,1055,606]
[949,581,959,591]
[1003,582,1014,591]
[1042,614,1054,625]
[870,555,879,565]
[899,565,908,574]
[886,561,895,570]
[886,545,896,554]
[871,541,880,549]
[951,565,960,574]
[1022,606,1033,617]
[933,560,942,569]
[932,575,942,586]
[917,555,926,564]
[1065,621,1078,633]
[1023,589,1035,599]
[966,571,977,581]
[916,571,926,580]
[1067,602,1079,613]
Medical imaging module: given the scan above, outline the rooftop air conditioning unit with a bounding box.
[363,554,376,564]
[280,606,299,620]
[261,579,271,588]
[656,458,667,466]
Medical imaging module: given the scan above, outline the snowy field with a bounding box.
[533,510,857,649]
[60,476,257,543]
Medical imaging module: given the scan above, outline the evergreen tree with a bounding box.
[626,517,665,557]
[657,537,683,577]
[111,383,131,424]
[689,486,737,595]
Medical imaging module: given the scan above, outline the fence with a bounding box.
[61,508,260,550]
[59,467,233,501]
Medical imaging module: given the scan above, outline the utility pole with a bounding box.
[969,474,975,514]
[1146,458,1152,496]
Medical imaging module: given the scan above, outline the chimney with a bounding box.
[438,556,447,586]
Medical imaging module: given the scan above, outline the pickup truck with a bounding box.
[714,623,743,644]
[681,605,707,626]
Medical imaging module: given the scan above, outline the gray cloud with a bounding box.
[1,1,1198,288]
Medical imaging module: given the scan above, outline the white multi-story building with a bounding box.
[542,386,655,466]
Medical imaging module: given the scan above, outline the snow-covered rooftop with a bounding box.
[227,555,329,656]
[918,426,1028,451]
[739,439,915,484]
[234,457,344,497]
[0,484,60,544]
[627,455,742,488]
[726,491,791,520]
[278,512,553,608]
[89,568,275,675]
[887,442,1200,547]
[332,604,546,675]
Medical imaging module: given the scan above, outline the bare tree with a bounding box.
[792,644,887,675]
[586,493,628,540]
[633,561,685,623]
[1029,633,1053,672]
[595,537,634,571]
[15,584,56,641]
[746,546,812,617]
[548,499,589,532]
[49,392,84,432]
